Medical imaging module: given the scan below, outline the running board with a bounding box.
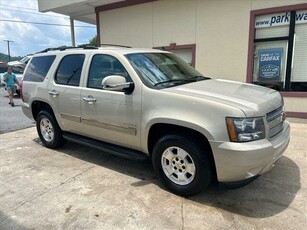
[62,132,148,161]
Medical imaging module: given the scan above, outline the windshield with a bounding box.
[125,53,209,88]
[20,56,30,63]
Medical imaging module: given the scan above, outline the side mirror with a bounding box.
[101,75,134,94]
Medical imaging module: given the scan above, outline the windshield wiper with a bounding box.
[154,79,188,87]
[189,75,210,81]
[154,76,210,87]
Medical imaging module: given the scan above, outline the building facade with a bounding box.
[38,0,307,118]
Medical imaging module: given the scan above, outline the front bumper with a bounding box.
[210,121,290,182]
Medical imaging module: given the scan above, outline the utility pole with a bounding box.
[3,40,13,62]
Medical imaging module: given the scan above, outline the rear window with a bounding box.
[23,55,56,82]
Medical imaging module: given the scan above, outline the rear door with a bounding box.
[47,53,86,133]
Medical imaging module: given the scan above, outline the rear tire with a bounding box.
[152,134,212,196]
[36,110,65,149]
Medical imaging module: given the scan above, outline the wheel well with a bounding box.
[148,123,217,181]
[31,101,55,121]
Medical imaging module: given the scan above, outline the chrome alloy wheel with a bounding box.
[161,146,196,185]
[40,118,54,142]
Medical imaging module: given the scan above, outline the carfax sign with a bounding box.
[258,48,282,81]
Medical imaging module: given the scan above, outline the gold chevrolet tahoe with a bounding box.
[21,46,290,196]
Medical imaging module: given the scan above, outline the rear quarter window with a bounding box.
[23,55,56,82]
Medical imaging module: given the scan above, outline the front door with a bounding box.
[81,54,142,150]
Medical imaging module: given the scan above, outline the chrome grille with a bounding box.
[266,106,285,138]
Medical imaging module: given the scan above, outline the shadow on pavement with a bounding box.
[34,138,300,219]
[191,156,300,218]
[0,211,28,230]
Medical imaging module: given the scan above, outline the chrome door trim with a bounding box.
[82,118,137,135]
[61,113,81,123]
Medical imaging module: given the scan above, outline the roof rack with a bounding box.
[37,45,98,53]
[100,44,131,48]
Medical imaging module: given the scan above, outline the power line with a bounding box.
[0,19,96,28]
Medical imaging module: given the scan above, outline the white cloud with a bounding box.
[0,0,96,57]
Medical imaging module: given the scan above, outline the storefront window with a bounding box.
[252,10,307,92]
[253,41,288,90]
[291,20,307,91]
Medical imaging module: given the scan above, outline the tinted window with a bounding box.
[0,64,8,73]
[87,54,129,89]
[23,55,56,82]
[55,54,85,86]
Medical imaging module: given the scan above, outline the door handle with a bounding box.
[48,90,59,97]
[82,95,97,104]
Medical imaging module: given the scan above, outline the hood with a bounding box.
[7,61,25,67]
[164,79,282,117]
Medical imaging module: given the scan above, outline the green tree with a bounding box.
[89,35,97,46]
[0,52,22,63]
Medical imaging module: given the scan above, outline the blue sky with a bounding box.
[0,0,97,57]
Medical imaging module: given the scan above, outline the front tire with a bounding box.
[36,110,65,149]
[152,134,212,196]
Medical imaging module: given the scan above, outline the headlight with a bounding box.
[226,117,265,142]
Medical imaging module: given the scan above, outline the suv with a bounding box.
[21,46,290,196]
[8,55,33,70]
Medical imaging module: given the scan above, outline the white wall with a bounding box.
[251,0,307,10]
[99,3,153,47]
[99,0,197,47]
[284,97,307,113]
[152,0,196,47]
[195,0,251,81]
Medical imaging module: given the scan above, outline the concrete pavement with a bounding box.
[0,87,34,134]
[0,120,306,229]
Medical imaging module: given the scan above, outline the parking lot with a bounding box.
[0,87,34,134]
[0,120,306,229]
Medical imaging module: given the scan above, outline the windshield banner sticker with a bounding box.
[258,48,282,81]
